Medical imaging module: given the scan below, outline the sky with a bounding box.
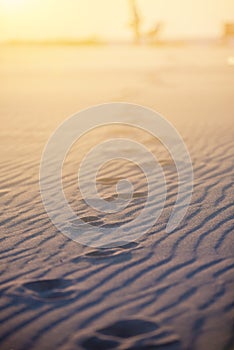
[0,0,234,41]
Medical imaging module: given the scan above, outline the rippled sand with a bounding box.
[0,45,234,350]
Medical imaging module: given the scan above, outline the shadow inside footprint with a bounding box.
[127,342,181,350]
[22,278,75,301]
[98,319,158,338]
[81,335,119,350]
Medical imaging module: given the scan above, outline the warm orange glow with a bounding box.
[0,0,234,42]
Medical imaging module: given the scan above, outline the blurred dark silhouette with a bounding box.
[128,1,163,45]
[128,0,142,44]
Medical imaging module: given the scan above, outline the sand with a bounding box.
[0,44,234,350]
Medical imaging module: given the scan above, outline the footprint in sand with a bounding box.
[21,278,77,302]
[81,318,181,350]
[99,319,158,338]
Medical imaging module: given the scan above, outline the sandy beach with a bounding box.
[0,44,234,350]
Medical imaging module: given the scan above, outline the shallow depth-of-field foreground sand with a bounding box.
[0,45,234,350]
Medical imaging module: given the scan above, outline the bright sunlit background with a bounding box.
[0,0,234,42]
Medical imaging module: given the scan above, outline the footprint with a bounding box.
[21,278,76,302]
[81,319,181,350]
[98,319,158,338]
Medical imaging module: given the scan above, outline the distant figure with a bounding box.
[128,0,141,44]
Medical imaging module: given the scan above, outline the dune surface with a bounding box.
[0,45,234,350]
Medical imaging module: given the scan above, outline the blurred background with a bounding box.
[1,0,234,164]
[0,0,234,44]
